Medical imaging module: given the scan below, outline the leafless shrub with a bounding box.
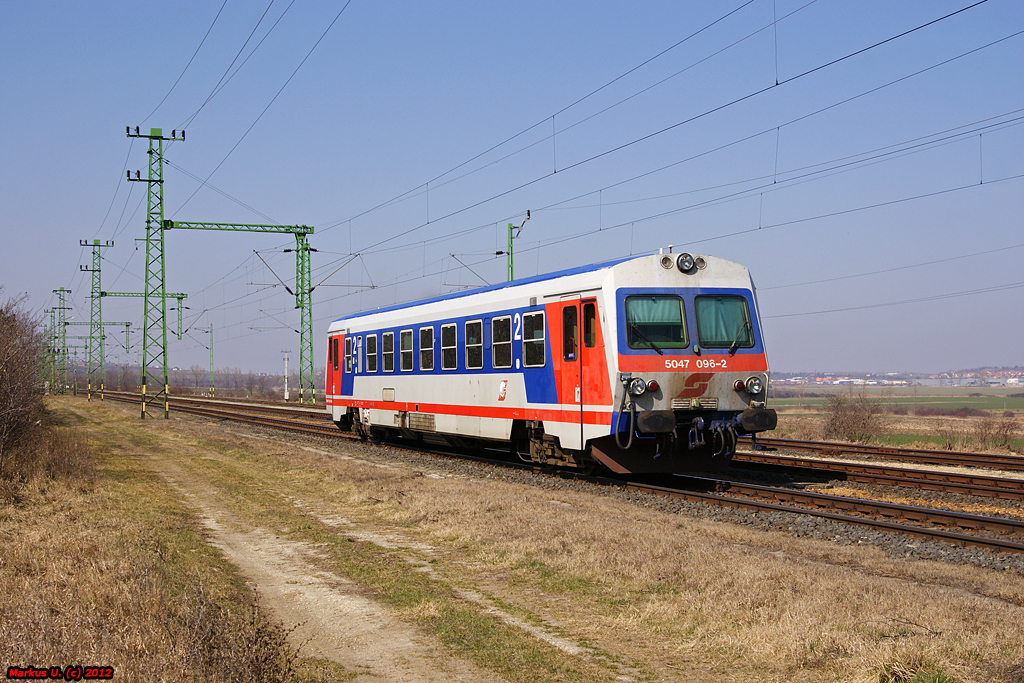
[0,426,96,500]
[821,393,884,443]
[937,422,971,452]
[975,416,1020,450]
[0,290,46,477]
[936,416,1019,452]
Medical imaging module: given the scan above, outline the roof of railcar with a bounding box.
[330,253,641,323]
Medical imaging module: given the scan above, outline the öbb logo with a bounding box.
[676,373,714,398]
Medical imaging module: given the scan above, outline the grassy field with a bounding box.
[5,397,1024,681]
[39,399,1024,680]
[767,386,1024,452]
[771,385,1024,413]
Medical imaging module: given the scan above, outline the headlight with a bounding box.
[745,376,764,395]
[676,253,695,273]
[629,378,647,396]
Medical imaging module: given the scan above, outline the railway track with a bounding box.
[95,392,1024,555]
[739,435,1024,471]
[733,452,1024,501]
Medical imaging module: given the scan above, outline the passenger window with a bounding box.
[400,329,413,371]
[466,320,483,370]
[344,337,353,373]
[492,316,512,369]
[441,323,457,371]
[419,327,434,371]
[382,332,394,372]
[562,306,577,362]
[583,303,596,348]
[366,334,377,373]
[356,336,362,373]
[522,311,545,367]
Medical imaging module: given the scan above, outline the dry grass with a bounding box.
[50,397,1024,682]
[0,412,310,682]
[345,469,1024,681]
[163,428,1024,681]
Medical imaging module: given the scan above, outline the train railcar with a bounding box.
[325,251,777,473]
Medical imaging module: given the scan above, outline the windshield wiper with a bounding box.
[728,320,753,356]
[629,322,664,355]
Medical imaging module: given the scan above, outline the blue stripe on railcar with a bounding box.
[337,306,559,405]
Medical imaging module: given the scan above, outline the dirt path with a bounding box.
[147,452,507,683]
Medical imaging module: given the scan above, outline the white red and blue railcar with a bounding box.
[325,251,777,473]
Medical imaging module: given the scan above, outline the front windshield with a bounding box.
[625,295,688,349]
[694,295,753,348]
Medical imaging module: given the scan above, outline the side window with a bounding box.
[356,336,362,373]
[441,323,457,370]
[522,311,545,367]
[331,337,338,372]
[383,332,394,372]
[583,303,596,348]
[344,336,353,373]
[562,306,577,361]
[466,320,483,370]
[366,334,377,373]
[420,327,434,371]
[492,316,512,369]
[400,329,413,372]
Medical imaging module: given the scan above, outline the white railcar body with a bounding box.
[326,252,776,473]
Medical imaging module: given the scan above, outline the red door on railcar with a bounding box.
[330,335,342,398]
[553,296,607,449]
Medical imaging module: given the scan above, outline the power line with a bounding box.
[764,282,1024,319]
[141,0,228,125]
[761,243,1024,291]
[347,1,994,255]
[177,0,298,131]
[172,0,354,217]
[319,0,803,231]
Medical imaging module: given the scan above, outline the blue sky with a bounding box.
[1,0,1021,375]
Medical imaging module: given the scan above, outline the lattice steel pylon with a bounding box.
[51,288,71,394]
[127,126,183,418]
[79,239,113,401]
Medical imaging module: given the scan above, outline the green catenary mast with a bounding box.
[51,288,71,395]
[163,221,316,404]
[126,126,183,418]
[79,239,113,400]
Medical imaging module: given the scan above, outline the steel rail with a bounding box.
[618,478,1024,555]
[739,436,1024,471]
[665,473,1024,536]
[734,452,1024,501]
[103,390,329,420]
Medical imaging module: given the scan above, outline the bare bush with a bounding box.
[975,416,1020,451]
[0,290,46,476]
[0,426,96,500]
[821,393,884,443]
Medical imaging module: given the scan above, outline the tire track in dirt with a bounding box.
[147,452,507,683]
